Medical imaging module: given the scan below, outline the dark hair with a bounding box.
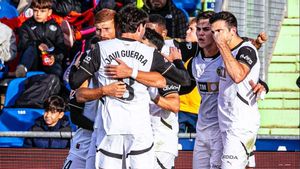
[143,28,165,51]
[149,14,166,30]
[44,95,66,112]
[118,4,148,33]
[196,11,215,22]
[209,11,238,29]
[31,0,53,9]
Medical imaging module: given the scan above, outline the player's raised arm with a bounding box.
[69,44,101,90]
[150,49,191,86]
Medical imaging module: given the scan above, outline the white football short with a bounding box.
[85,131,97,169]
[154,151,176,169]
[221,129,257,169]
[95,133,154,169]
[62,153,86,169]
[62,128,92,169]
[193,126,222,169]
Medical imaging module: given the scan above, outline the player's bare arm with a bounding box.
[212,29,250,83]
[250,32,268,50]
[153,92,180,113]
[105,49,191,87]
[75,81,126,103]
[105,58,166,88]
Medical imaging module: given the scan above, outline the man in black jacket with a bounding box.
[16,0,65,78]
[142,0,188,39]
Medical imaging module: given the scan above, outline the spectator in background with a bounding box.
[178,17,201,133]
[142,0,188,39]
[0,22,17,70]
[146,15,200,133]
[51,0,94,16]
[16,0,65,78]
[23,95,71,148]
[16,0,32,14]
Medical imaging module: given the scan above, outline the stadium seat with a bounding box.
[0,110,76,147]
[171,0,190,23]
[0,1,18,19]
[173,0,200,14]
[3,71,45,107]
[0,73,76,147]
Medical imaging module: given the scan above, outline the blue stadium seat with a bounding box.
[173,0,200,13]
[0,73,76,147]
[0,1,18,19]
[26,71,45,78]
[171,0,190,24]
[3,71,45,107]
[0,110,76,147]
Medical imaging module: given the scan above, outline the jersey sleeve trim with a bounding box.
[79,65,93,76]
[161,90,178,97]
[161,64,173,75]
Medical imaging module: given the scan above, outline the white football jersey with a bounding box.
[191,50,222,134]
[148,81,180,156]
[217,41,260,132]
[95,39,157,135]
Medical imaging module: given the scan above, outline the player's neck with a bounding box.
[203,43,219,57]
[228,36,243,49]
[121,33,141,42]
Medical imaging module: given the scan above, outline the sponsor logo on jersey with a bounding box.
[162,85,179,92]
[198,82,219,92]
[104,50,148,66]
[222,155,238,160]
[239,54,253,65]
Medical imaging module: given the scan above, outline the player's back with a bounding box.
[96,38,156,135]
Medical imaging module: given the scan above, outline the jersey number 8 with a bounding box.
[121,78,135,101]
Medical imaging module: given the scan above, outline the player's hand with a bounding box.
[257,32,268,44]
[249,80,266,100]
[212,29,232,47]
[105,58,132,78]
[252,32,268,49]
[164,47,182,62]
[103,81,126,98]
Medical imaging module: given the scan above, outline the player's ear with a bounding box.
[231,27,237,35]
[137,24,144,33]
[162,29,168,39]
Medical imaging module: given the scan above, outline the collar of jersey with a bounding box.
[231,39,246,51]
[118,37,136,42]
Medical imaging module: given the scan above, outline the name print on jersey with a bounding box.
[104,50,148,66]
